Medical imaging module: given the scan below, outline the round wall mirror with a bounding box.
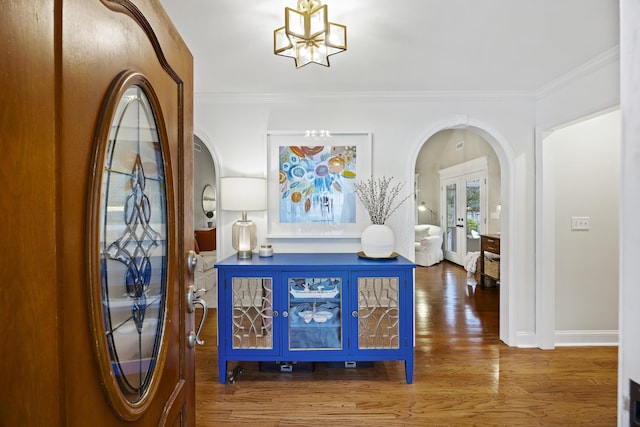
[202,184,216,215]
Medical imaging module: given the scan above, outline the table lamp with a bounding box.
[220,177,267,259]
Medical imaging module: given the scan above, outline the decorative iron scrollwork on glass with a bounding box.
[232,278,273,349]
[357,277,400,349]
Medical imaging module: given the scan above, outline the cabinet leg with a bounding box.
[218,358,227,384]
[405,359,413,384]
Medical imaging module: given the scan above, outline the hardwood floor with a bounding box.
[195,261,617,426]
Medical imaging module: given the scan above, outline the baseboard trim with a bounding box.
[513,330,619,348]
[515,331,537,348]
[555,330,619,347]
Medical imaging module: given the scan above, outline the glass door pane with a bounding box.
[445,182,457,254]
[465,178,481,252]
[288,276,342,350]
[99,84,167,403]
[465,178,481,233]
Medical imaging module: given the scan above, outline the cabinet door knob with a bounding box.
[352,310,358,318]
[273,310,279,317]
[282,311,288,318]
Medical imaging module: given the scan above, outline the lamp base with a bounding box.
[236,249,253,259]
[232,215,257,260]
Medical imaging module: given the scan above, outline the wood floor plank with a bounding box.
[195,261,617,426]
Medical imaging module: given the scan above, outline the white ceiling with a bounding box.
[158,0,619,95]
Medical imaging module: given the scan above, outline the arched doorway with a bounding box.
[193,133,221,308]
[415,128,502,336]
[411,118,516,345]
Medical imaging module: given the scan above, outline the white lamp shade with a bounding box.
[220,177,267,212]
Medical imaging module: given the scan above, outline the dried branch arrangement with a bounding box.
[354,176,412,225]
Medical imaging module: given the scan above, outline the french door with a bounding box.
[440,161,487,266]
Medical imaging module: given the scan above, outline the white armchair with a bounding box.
[194,229,217,308]
[414,224,444,267]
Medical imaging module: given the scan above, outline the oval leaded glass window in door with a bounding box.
[97,80,169,407]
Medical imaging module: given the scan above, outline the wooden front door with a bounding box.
[0,1,194,425]
[60,1,195,425]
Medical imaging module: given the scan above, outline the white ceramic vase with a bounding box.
[361,224,395,258]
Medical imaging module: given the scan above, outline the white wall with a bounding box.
[543,110,620,344]
[619,1,640,424]
[535,46,620,350]
[196,92,536,345]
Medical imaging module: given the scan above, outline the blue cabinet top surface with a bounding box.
[216,252,415,270]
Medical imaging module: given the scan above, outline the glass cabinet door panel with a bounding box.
[231,277,273,349]
[357,277,400,349]
[288,277,342,350]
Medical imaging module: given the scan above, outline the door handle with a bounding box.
[187,250,198,275]
[186,285,206,313]
[186,285,207,347]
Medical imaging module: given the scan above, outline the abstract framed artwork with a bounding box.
[266,131,372,238]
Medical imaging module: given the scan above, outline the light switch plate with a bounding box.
[571,216,590,231]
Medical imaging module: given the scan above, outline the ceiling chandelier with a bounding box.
[274,0,347,68]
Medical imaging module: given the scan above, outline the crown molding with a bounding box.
[195,90,536,104]
[536,46,620,100]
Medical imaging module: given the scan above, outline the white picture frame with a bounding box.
[266,131,372,238]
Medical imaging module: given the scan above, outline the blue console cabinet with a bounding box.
[215,253,415,384]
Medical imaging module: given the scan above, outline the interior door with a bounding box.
[442,173,485,265]
[60,0,195,425]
